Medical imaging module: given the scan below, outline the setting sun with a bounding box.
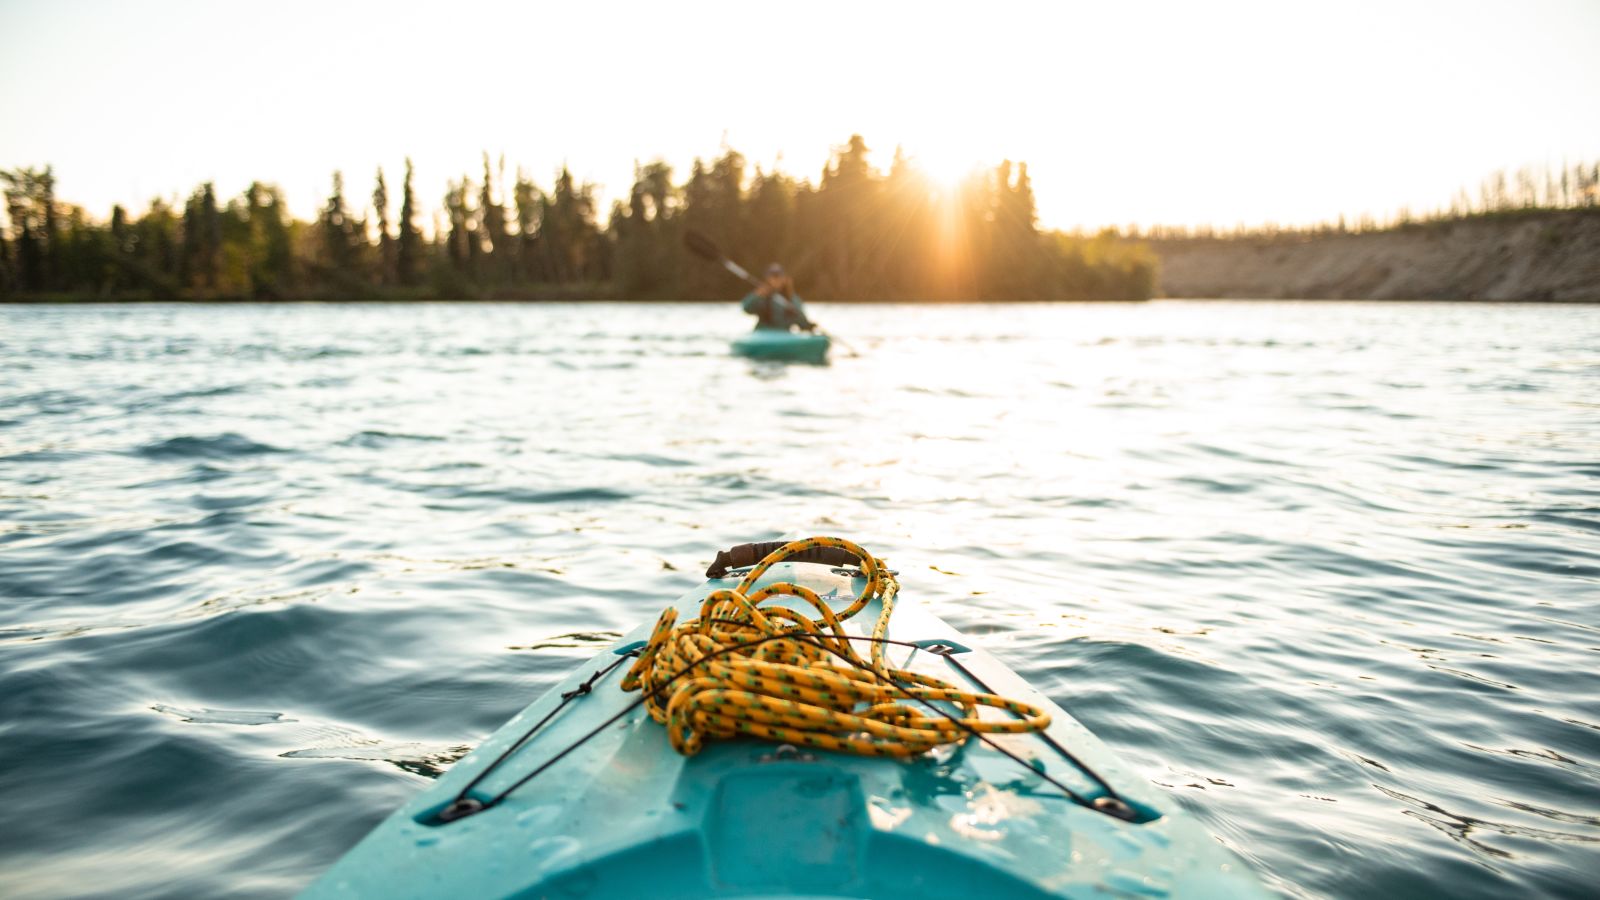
[3,0,1595,231]
[905,146,987,194]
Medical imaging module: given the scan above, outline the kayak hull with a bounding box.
[731,328,831,363]
[304,562,1264,899]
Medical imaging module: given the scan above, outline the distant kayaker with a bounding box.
[742,264,815,331]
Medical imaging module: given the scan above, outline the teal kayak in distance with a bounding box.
[303,559,1265,899]
[731,327,831,363]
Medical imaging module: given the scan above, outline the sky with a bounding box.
[2,0,1598,231]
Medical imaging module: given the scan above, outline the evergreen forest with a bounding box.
[0,135,1157,303]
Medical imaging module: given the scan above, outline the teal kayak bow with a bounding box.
[304,539,1264,898]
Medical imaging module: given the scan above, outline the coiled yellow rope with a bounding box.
[621,536,1051,758]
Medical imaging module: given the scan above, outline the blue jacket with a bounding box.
[741,292,813,331]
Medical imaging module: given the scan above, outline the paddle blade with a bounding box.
[683,229,722,262]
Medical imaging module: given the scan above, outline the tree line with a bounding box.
[0,135,1156,302]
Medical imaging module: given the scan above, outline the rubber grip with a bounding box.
[704,540,861,578]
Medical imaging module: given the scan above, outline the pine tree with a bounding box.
[372,168,393,285]
[318,171,361,274]
[40,166,57,289]
[746,167,797,285]
[479,152,510,282]
[0,224,12,295]
[815,135,879,297]
[396,158,422,286]
[613,160,681,298]
[106,204,130,290]
[244,182,291,296]
[181,181,221,291]
[443,178,472,275]
[708,149,746,257]
[513,168,543,281]
[541,166,600,283]
[2,167,53,291]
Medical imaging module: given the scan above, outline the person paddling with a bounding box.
[741,264,815,332]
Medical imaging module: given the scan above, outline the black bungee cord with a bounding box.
[433,629,1138,824]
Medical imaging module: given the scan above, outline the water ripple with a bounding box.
[1,300,1597,899]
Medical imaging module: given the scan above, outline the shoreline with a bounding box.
[0,295,1153,305]
[1145,209,1600,303]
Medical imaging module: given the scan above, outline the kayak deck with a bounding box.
[305,563,1262,898]
[731,328,831,363]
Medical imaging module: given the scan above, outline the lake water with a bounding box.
[2,301,1597,898]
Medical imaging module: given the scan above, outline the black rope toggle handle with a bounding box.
[704,539,863,578]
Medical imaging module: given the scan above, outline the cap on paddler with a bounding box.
[765,263,786,277]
